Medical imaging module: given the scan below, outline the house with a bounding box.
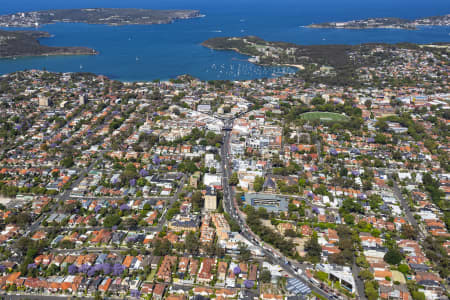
[178,257,190,276]
[6,272,21,285]
[374,270,393,281]
[327,228,339,244]
[193,287,214,297]
[301,225,312,237]
[98,277,112,293]
[168,214,200,232]
[379,285,410,300]
[156,256,177,282]
[140,283,154,294]
[197,258,215,283]
[189,259,199,277]
[277,222,294,235]
[217,261,228,281]
[261,294,284,300]
[153,283,166,299]
[216,288,237,298]
[226,268,236,287]
[248,264,258,281]
[239,262,248,279]
[166,296,187,300]
[151,256,161,269]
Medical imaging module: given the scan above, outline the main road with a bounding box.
[220,119,334,299]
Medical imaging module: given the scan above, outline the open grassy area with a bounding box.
[147,268,157,281]
[391,270,406,284]
[300,111,349,123]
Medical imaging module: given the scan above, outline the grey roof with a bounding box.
[245,193,288,212]
[287,278,311,295]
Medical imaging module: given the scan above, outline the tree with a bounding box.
[61,156,74,168]
[384,248,403,265]
[121,163,138,185]
[191,191,204,211]
[103,214,121,227]
[359,269,374,281]
[253,176,264,192]
[364,281,379,300]
[88,217,98,227]
[6,212,32,227]
[398,264,410,274]
[411,291,426,300]
[401,224,417,240]
[305,232,321,263]
[257,207,269,219]
[152,238,171,256]
[185,231,199,254]
[124,218,138,230]
[285,229,297,238]
[239,243,251,261]
[260,269,271,283]
[374,133,388,144]
[230,172,239,186]
[59,240,75,249]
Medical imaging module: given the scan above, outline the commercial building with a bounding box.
[244,193,288,212]
[316,264,355,293]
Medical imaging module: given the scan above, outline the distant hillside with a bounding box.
[307,14,450,29]
[0,30,97,58]
[0,8,202,27]
[202,36,449,87]
[202,36,381,69]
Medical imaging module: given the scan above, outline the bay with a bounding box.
[0,0,449,81]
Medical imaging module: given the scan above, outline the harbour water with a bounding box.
[0,0,449,81]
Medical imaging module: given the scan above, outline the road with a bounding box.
[25,152,105,237]
[391,178,426,240]
[220,119,333,299]
[351,262,366,300]
[23,162,186,251]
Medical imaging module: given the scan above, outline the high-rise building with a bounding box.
[38,95,49,107]
[79,94,88,105]
[204,186,217,211]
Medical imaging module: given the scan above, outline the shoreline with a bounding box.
[0,50,99,60]
[0,8,203,28]
[306,24,417,30]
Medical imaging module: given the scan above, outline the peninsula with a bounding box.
[307,14,450,30]
[202,36,449,86]
[0,8,202,27]
[0,30,97,58]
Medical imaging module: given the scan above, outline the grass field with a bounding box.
[300,111,349,122]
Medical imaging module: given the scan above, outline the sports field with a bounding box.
[300,112,349,122]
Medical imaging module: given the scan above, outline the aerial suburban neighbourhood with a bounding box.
[0,38,448,300]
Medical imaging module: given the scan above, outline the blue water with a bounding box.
[0,0,449,81]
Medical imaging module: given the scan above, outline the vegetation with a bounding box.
[384,248,403,265]
[0,30,96,58]
[244,206,295,257]
[300,112,349,123]
[305,232,321,263]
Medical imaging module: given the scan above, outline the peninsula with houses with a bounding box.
[0,30,97,58]
[307,14,450,30]
[202,35,449,86]
[0,8,202,28]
